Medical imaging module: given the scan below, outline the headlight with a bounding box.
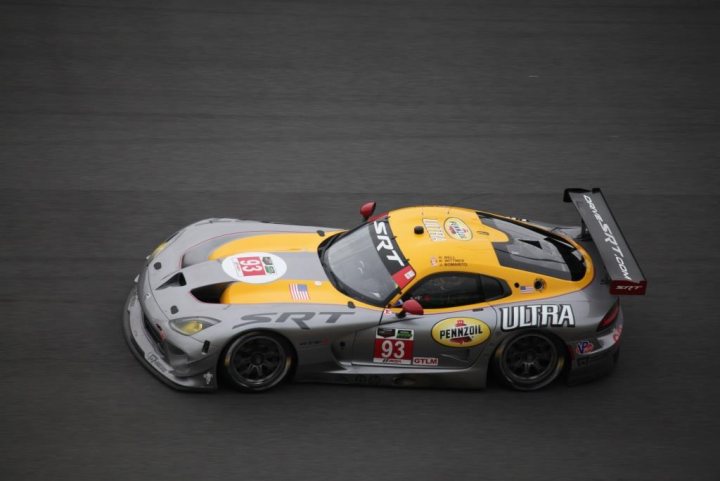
[150,241,168,258]
[169,318,219,336]
[148,228,185,259]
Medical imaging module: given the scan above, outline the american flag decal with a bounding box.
[289,283,310,301]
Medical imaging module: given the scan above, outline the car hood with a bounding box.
[146,218,348,307]
[207,231,345,304]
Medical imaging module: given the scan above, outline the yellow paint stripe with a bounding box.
[220,279,377,308]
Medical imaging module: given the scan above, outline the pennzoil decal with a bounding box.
[444,217,472,241]
[431,318,491,347]
[371,219,415,288]
[499,304,575,331]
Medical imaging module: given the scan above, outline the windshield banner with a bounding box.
[370,219,416,289]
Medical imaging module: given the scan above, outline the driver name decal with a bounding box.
[499,304,575,331]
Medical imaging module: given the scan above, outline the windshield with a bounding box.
[321,219,414,306]
[480,214,586,281]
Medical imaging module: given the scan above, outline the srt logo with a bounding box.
[615,285,642,291]
[233,311,355,330]
[374,221,405,267]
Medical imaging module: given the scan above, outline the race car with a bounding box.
[123,188,646,392]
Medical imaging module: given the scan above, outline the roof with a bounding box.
[387,206,594,303]
[389,206,507,275]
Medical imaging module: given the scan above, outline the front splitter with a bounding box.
[123,287,217,392]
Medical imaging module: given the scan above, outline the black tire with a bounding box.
[492,331,565,391]
[221,332,293,392]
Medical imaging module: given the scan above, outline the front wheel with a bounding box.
[221,332,293,392]
[492,332,565,391]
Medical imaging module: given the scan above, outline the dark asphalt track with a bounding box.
[1,1,719,480]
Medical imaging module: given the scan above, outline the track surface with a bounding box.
[1,1,719,480]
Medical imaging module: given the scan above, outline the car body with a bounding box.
[123,188,646,392]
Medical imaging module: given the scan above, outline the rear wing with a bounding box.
[563,188,647,295]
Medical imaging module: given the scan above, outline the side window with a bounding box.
[403,273,509,309]
[481,276,506,301]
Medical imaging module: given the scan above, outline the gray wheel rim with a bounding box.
[500,333,559,388]
[228,335,288,389]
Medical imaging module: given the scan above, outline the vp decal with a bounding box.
[576,340,594,355]
[221,252,287,284]
[431,318,491,347]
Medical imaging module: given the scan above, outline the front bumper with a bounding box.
[123,287,218,391]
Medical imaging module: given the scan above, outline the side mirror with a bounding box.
[401,299,424,316]
[360,201,376,221]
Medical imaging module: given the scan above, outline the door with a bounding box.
[350,273,508,369]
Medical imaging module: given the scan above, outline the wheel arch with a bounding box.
[489,328,569,390]
[216,328,299,390]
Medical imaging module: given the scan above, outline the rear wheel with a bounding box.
[493,332,565,391]
[221,332,293,392]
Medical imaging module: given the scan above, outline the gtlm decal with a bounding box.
[500,304,575,331]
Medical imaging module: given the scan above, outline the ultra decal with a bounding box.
[499,304,575,331]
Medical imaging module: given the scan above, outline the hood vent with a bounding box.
[191,283,232,303]
[159,272,187,289]
[519,239,542,250]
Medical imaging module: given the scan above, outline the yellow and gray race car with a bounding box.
[123,188,646,392]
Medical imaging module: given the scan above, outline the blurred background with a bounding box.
[1,0,718,479]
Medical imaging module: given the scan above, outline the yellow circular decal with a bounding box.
[431,318,491,347]
[444,217,472,241]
